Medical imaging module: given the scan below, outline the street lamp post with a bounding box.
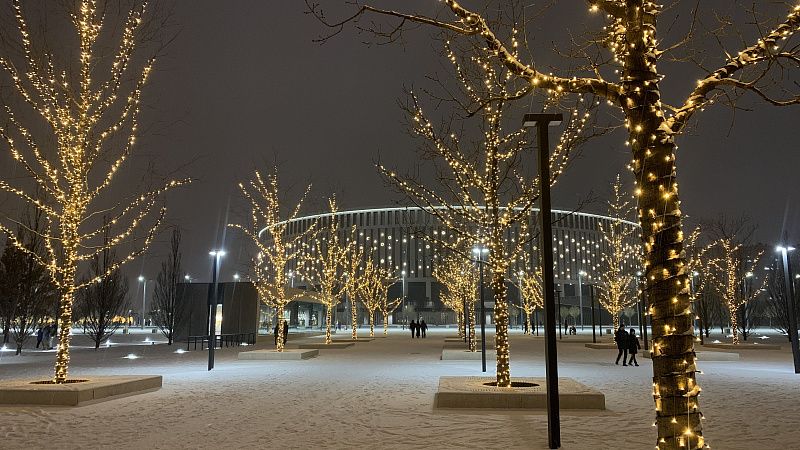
[137,276,148,329]
[577,271,586,330]
[589,284,596,344]
[777,244,800,373]
[523,112,563,449]
[556,286,562,340]
[207,250,225,371]
[472,245,489,372]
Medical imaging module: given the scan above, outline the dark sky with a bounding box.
[8,1,798,285]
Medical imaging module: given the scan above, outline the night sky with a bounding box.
[3,1,799,285]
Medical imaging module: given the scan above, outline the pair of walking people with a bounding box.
[409,319,427,338]
[614,325,641,366]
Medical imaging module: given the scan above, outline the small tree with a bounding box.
[357,257,396,337]
[230,169,313,352]
[515,268,544,336]
[764,255,800,341]
[151,228,185,345]
[1,206,56,354]
[77,230,130,349]
[706,239,765,344]
[434,253,478,350]
[597,176,639,331]
[305,197,358,344]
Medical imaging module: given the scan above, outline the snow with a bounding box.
[1,328,799,449]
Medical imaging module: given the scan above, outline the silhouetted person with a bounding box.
[283,321,289,344]
[274,322,279,345]
[410,320,418,338]
[420,320,428,338]
[36,326,43,349]
[415,319,421,338]
[627,328,640,366]
[615,325,629,366]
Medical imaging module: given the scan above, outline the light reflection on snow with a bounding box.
[123,353,139,359]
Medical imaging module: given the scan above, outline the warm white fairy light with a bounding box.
[0,0,188,383]
[229,169,314,352]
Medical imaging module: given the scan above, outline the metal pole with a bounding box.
[780,247,800,373]
[590,284,596,344]
[463,296,468,344]
[208,255,219,371]
[577,273,584,330]
[141,280,146,329]
[557,287,562,340]
[480,258,486,372]
[526,113,562,449]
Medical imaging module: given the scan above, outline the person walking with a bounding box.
[36,325,44,349]
[274,322,280,345]
[614,325,629,366]
[41,323,51,350]
[409,320,417,338]
[627,328,640,366]
[420,320,428,338]
[283,321,289,344]
[415,319,421,338]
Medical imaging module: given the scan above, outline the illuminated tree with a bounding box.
[433,253,478,350]
[705,239,764,344]
[0,0,187,383]
[356,257,397,337]
[597,176,640,331]
[310,0,800,444]
[305,196,357,344]
[376,42,588,386]
[515,268,544,336]
[377,287,402,336]
[230,169,313,352]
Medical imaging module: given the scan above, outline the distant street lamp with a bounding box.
[207,250,225,371]
[776,244,799,373]
[472,245,489,372]
[137,276,150,329]
[233,273,240,282]
[184,274,192,283]
[577,270,586,330]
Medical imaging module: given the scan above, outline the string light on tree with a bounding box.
[229,169,314,352]
[0,0,188,383]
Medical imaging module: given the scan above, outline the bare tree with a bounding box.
[151,228,185,345]
[1,206,55,354]
[764,254,800,341]
[309,1,800,445]
[0,0,187,383]
[77,228,130,350]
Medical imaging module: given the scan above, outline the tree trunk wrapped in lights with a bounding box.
[313,0,800,444]
[597,175,640,332]
[230,169,314,352]
[0,0,188,383]
[515,268,544,336]
[706,239,765,345]
[305,197,358,344]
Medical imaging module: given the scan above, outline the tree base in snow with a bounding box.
[298,343,354,349]
[434,376,605,410]
[237,349,318,360]
[0,375,161,406]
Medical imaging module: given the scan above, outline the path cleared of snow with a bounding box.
[1,328,798,449]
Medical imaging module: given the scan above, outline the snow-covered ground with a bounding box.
[1,327,798,449]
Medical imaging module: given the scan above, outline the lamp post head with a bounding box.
[209,250,226,257]
[579,270,587,276]
[776,245,796,253]
[233,273,240,281]
[138,275,145,282]
[745,271,754,278]
[636,271,643,277]
[184,274,191,281]
[692,271,699,277]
